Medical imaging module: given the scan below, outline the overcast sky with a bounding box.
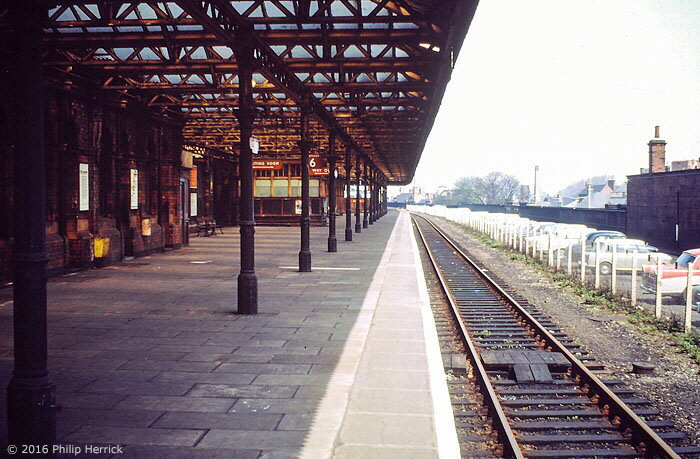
[405,0,700,196]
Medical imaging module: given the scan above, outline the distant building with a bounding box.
[564,180,616,209]
[607,182,627,206]
[671,159,700,171]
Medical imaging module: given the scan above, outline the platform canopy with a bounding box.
[11,0,477,183]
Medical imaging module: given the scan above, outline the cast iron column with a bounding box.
[354,155,361,233]
[327,134,337,252]
[236,30,257,314]
[369,168,375,224]
[7,3,57,448]
[362,161,369,228]
[344,148,353,241]
[383,185,387,215]
[298,103,312,272]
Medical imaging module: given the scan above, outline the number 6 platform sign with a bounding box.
[309,154,330,176]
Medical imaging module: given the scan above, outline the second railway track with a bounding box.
[412,213,700,458]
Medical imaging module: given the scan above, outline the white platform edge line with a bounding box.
[407,209,461,459]
[300,211,404,459]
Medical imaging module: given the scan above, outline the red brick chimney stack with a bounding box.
[648,125,666,173]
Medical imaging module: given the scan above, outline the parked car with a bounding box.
[586,239,672,275]
[642,248,700,300]
[585,231,627,249]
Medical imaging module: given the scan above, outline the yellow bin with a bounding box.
[94,237,110,258]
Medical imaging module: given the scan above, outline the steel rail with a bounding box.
[414,213,680,459]
[411,215,524,459]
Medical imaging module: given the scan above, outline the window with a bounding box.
[273,179,289,197]
[255,179,271,197]
[310,179,320,197]
[290,179,301,197]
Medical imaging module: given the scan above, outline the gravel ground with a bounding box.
[427,215,700,448]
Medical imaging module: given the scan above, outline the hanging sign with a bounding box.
[79,163,89,211]
[309,154,329,176]
[253,160,283,170]
[295,199,302,215]
[129,169,138,210]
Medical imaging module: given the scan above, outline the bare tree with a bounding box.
[446,172,521,205]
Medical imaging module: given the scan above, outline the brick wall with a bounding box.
[627,170,700,252]
[0,83,185,282]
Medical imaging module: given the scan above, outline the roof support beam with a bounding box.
[177,1,380,166]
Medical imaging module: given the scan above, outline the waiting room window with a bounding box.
[273,179,289,197]
[290,179,301,197]
[255,179,271,197]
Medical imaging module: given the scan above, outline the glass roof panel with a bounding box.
[247,5,265,18]
[139,48,161,60]
[137,4,158,20]
[290,47,313,59]
[55,9,77,21]
[330,2,353,16]
[264,3,287,18]
[334,23,358,30]
[269,24,298,30]
[189,47,209,60]
[165,75,183,84]
[394,22,419,29]
[363,23,388,29]
[166,3,184,17]
[74,7,90,20]
[117,26,148,33]
[187,75,206,84]
[175,25,205,31]
[232,1,256,15]
[213,46,234,59]
[113,48,135,60]
[86,27,114,33]
[116,4,130,17]
[343,45,364,58]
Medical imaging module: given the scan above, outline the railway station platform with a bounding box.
[0,209,458,458]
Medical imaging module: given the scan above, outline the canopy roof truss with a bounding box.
[5,0,478,183]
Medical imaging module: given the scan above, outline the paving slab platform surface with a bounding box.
[0,209,458,458]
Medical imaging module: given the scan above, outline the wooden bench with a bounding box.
[192,217,223,237]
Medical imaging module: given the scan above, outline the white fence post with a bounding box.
[567,240,573,275]
[685,267,694,333]
[631,251,638,307]
[611,241,617,295]
[655,257,663,318]
[580,236,586,283]
[594,241,601,289]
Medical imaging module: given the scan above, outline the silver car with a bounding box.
[585,239,673,275]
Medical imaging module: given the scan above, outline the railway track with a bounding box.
[412,213,700,458]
